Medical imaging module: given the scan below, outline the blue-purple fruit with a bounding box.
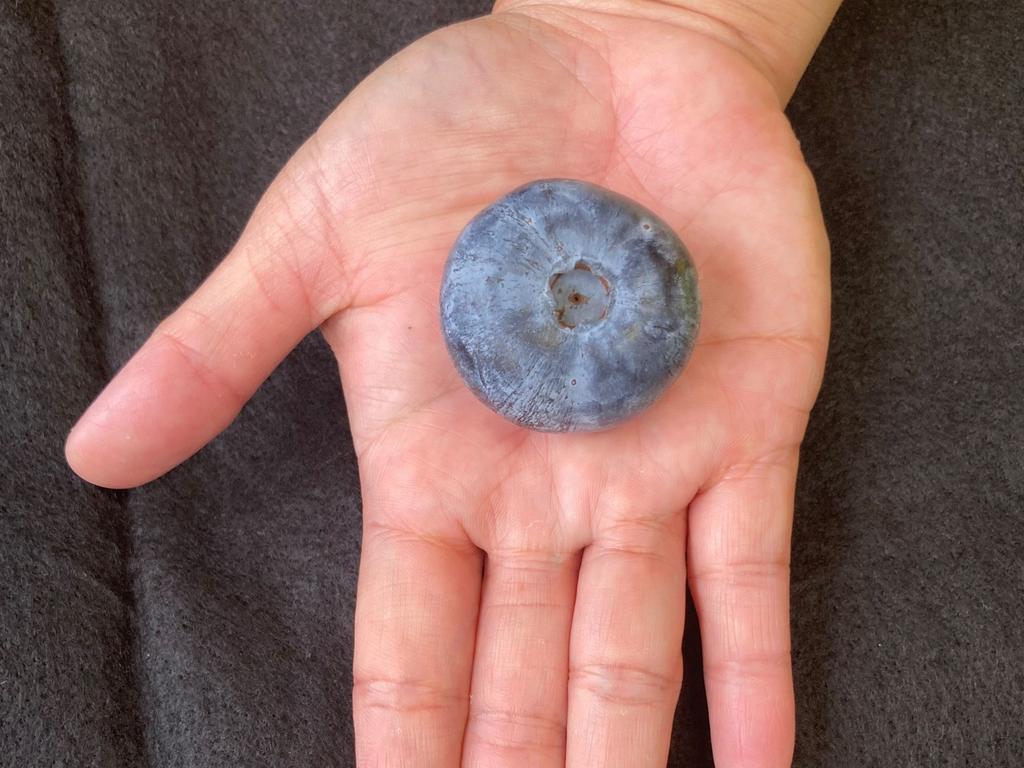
[440,179,700,431]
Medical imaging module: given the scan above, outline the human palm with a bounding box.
[68,5,829,767]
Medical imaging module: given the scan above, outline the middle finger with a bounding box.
[461,546,582,766]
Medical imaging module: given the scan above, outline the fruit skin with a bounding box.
[440,179,700,432]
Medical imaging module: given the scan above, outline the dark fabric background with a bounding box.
[1,0,1021,765]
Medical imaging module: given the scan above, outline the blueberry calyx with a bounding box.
[548,260,611,329]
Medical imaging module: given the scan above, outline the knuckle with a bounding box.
[253,193,340,323]
[688,558,790,587]
[702,649,792,685]
[248,137,357,320]
[489,548,574,577]
[570,661,681,707]
[592,513,682,565]
[363,518,478,557]
[352,674,463,717]
[151,328,249,410]
[465,706,566,752]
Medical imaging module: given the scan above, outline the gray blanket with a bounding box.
[2,0,1021,765]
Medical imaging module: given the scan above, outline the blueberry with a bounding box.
[440,179,700,431]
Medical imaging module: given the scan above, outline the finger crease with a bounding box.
[353,675,464,715]
[570,662,681,706]
[154,331,249,411]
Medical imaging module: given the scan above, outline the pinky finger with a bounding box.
[687,449,799,768]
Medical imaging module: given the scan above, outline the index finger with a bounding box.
[353,512,481,767]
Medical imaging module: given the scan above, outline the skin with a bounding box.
[66,0,839,765]
[441,179,701,431]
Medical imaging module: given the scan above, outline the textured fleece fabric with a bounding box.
[1,0,1021,765]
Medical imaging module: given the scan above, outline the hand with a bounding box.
[67,2,831,766]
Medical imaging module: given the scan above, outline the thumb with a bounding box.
[65,134,355,488]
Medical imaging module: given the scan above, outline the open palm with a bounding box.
[68,4,829,767]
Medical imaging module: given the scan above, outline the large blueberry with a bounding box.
[440,179,700,431]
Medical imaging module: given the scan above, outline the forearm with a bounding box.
[494,0,843,103]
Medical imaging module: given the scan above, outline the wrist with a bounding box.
[493,0,842,103]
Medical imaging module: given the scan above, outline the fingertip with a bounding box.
[64,418,98,485]
[706,676,795,768]
[64,337,241,489]
[64,380,158,489]
[64,427,131,490]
